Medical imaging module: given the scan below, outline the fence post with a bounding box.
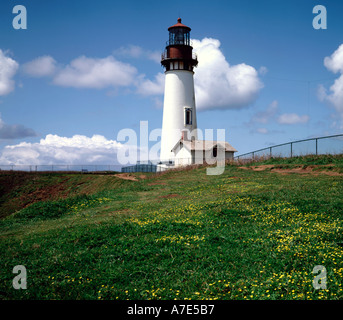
[270,147,272,158]
[290,142,293,158]
[316,138,318,155]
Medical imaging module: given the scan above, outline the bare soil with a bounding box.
[238,164,342,176]
[114,173,138,181]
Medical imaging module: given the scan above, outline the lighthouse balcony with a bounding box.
[161,50,197,61]
[161,50,198,70]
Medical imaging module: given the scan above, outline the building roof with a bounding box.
[171,139,238,152]
[168,18,191,31]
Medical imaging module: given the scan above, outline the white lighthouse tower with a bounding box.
[160,18,198,163]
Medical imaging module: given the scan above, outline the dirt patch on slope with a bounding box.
[239,164,342,176]
[114,173,138,181]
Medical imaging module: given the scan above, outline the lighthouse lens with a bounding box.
[169,28,190,46]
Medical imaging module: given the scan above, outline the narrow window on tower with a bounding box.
[212,146,218,158]
[185,108,192,125]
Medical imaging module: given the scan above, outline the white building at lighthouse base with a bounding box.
[157,134,237,172]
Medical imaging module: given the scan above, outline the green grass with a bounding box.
[246,154,343,166]
[0,156,343,300]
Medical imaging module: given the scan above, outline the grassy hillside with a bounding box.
[0,171,129,219]
[1,155,343,300]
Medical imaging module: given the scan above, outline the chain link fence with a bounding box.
[235,134,343,161]
[0,164,121,173]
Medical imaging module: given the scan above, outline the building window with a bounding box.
[185,108,192,125]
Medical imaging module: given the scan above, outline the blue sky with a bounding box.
[0,0,342,165]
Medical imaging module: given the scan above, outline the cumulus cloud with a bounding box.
[21,38,263,110]
[137,38,263,110]
[20,38,263,111]
[53,55,138,89]
[0,114,37,139]
[319,44,343,128]
[324,44,343,73]
[277,113,309,125]
[136,72,165,96]
[22,55,57,77]
[0,134,124,165]
[192,38,263,110]
[0,50,19,96]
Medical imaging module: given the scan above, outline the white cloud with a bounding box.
[135,37,263,111]
[20,38,263,111]
[22,55,57,77]
[326,75,343,111]
[0,50,19,96]
[136,72,165,96]
[53,55,138,89]
[324,44,343,73]
[277,113,309,125]
[320,44,343,128]
[0,134,124,165]
[192,38,263,110]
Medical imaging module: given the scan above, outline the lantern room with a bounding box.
[168,18,191,46]
[161,18,198,72]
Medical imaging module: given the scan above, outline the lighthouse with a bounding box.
[160,18,198,163]
[121,18,237,173]
[156,18,237,171]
